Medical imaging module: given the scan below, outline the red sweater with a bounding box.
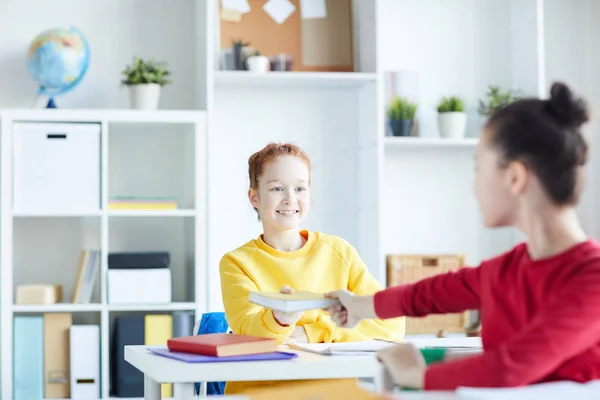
[374,240,600,390]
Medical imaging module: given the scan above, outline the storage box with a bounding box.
[386,254,470,335]
[107,269,172,304]
[12,122,101,213]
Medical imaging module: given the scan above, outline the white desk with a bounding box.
[125,345,395,400]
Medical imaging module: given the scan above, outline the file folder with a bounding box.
[44,313,72,398]
[145,315,173,397]
[70,325,99,399]
[13,316,44,400]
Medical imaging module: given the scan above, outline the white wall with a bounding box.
[544,0,600,239]
[0,0,200,110]
[376,0,530,265]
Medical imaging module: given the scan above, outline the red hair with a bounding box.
[248,142,311,190]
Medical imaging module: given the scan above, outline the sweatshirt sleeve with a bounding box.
[373,264,482,319]
[423,263,600,389]
[219,254,294,344]
[303,242,405,343]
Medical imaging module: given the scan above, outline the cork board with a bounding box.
[219,0,354,72]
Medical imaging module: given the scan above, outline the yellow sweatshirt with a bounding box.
[219,230,405,394]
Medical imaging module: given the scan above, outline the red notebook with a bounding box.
[166,333,277,357]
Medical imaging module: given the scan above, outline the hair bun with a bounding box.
[546,82,589,128]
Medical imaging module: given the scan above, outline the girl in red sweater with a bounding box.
[327,82,600,390]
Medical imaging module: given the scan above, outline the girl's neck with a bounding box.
[518,205,587,260]
[262,227,306,252]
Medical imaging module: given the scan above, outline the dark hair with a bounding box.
[486,82,590,205]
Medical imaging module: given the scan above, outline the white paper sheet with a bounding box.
[221,0,250,14]
[263,0,296,24]
[300,0,327,19]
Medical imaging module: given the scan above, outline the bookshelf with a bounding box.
[0,109,206,400]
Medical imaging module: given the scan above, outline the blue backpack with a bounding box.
[193,312,232,396]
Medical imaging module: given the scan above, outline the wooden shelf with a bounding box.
[107,302,197,312]
[106,209,196,218]
[1,109,203,124]
[384,136,479,149]
[214,71,377,89]
[13,303,104,313]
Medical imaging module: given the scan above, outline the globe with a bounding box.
[26,27,90,108]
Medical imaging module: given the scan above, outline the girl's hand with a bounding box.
[325,290,377,328]
[290,326,309,343]
[376,343,426,390]
[272,285,303,327]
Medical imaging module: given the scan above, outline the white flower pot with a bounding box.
[438,112,467,138]
[129,83,161,110]
[246,55,270,73]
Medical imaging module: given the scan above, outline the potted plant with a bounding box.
[232,39,250,70]
[246,50,270,73]
[387,96,418,137]
[477,85,521,117]
[437,96,467,138]
[121,57,171,110]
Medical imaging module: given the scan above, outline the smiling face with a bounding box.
[248,155,310,232]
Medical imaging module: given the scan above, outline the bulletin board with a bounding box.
[219,0,354,72]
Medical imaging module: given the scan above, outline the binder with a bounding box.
[111,316,144,397]
[13,316,44,400]
[44,313,72,398]
[70,325,99,399]
[145,315,173,397]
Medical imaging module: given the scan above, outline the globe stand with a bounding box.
[46,97,57,109]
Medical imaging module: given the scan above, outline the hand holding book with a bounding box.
[272,285,304,327]
[325,290,378,328]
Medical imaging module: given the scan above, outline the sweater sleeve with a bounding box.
[373,264,482,319]
[424,263,600,389]
[303,242,405,343]
[219,254,294,344]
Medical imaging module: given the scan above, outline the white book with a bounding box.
[249,291,340,312]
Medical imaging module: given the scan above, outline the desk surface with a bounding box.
[125,345,386,384]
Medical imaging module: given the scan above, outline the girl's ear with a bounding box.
[248,188,259,208]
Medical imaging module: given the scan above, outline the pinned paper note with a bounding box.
[221,8,242,22]
[221,0,250,14]
[300,0,327,19]
[263,0,296,25]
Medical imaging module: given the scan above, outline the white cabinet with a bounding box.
[12,122,101,214]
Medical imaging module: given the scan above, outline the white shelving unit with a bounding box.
[0,109,206,400]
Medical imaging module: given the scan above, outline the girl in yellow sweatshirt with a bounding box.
[219,142,405,394]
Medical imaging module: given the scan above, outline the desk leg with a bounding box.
[144,375,161,400]
[173,382,195,400]
[373,365,395,393]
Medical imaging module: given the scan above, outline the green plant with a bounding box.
[477,85,521,116]
[232,39,250,48]
[387,96,418,120]
[437,96,465,113]
[121,57,172,86]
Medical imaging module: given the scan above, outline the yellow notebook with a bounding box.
[249,291,341,313]
[144,315,173,397]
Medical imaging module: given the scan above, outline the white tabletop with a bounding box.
[124,345,386,384]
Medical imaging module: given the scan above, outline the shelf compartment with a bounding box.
[108,216,196,303]
[107,122,197,210]
[13,217,102,305]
